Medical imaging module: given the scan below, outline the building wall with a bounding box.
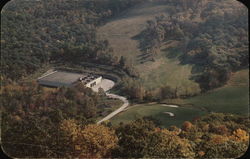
[38,80,72,88]
[85,76,102,88]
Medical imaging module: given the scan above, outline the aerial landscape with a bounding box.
[1,0,249,158]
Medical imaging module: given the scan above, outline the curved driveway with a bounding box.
[91,79,129,124]
[97,93,129,124]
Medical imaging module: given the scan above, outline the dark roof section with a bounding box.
[37,71,100,87]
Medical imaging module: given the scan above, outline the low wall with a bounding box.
[55,66,122,86]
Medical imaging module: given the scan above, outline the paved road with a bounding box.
[91,78,129,124]
[97,93,129,124]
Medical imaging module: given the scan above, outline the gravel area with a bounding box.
[91,79,115,92]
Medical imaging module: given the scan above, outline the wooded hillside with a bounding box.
[138,0,248,91]
[1,0,144,81]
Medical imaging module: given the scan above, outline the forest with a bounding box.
[1,0,143,82]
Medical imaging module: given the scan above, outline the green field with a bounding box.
[111,69,249,127]
[111,104,207,128]
[138,55,200,94]
[181,69,249,115]
[182,86,249,115]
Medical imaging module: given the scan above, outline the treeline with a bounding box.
[1,0,141,82]
[84,0,146,25]
[119,77,177,102]
[137,0,248,91]
[2,100,249,158]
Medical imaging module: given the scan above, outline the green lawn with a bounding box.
[111,104,207,128]
[181,69,249,115]
[138,56,200,95]
[111,69,249,127]
[183,86,249,115]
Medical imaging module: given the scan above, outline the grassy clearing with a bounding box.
[97,2,200,92]
[111,104,206,128]
[97,2,171,64]
[138,56,200,94]
[163,69,249,115]
[180,69,249,115]
[183,86,249,115]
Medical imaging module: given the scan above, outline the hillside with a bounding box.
[97,1,169,63]
[97,1,200,95]
[1,0,142,82]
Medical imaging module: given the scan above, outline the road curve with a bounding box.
[97,93,129,124]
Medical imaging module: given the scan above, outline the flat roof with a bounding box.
[38,71,88,86]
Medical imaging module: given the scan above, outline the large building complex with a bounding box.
[37,70,102,88]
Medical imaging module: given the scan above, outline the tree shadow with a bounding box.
[132,29,155,63]
[162,47,182,59]
[131,23,205,91]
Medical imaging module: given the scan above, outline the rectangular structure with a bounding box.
[37,70,102,88]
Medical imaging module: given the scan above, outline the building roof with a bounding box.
[38,71,91,87]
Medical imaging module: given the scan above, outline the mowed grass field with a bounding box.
[111,69,249,127]
[181,69,249,115]
[111,104,207,128]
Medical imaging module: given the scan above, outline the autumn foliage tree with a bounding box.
[156,129,195,158]
[179,113,249,158]
[114,119,195,158]
[59,120,118,158]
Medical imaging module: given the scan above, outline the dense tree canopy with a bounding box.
[138,0,248,91]
[1,0,142,81]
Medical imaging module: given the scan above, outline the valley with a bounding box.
[1,0,248,158]
[97,1,200,95]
